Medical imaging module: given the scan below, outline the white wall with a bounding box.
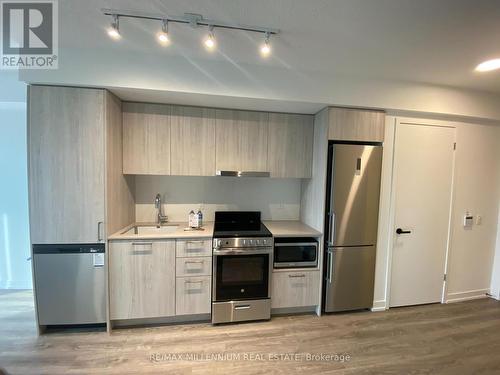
[134,175,301,224]
[0,101,31,289]
[373,116,500,308]
[445,122,500,302]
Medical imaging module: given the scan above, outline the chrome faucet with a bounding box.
[154,193,168,226]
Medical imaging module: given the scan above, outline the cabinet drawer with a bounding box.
[176,239,212,257]
[271,270,320,309]
[176,276,211,315]
[176,257,212,277]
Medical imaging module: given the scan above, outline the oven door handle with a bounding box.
[213,248,272,256]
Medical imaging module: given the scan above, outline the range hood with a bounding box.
[216,171,270,177]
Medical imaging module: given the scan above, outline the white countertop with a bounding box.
[109,220,321,241]
[108,222,214,240]
[263,221,322,238]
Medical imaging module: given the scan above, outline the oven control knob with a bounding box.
[250,239,255,246]
[256,240,261,246]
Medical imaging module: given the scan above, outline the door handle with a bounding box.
[328,212,335,246]
[396,228,412,235]
[97,221,104,242]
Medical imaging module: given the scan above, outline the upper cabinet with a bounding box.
[328,107,385,142]
[29,86,106,244]
[121,103,315,178]
[122,102,171,175]
[170,106,216,176]
[268,113,314,178]
[215,109,269,172]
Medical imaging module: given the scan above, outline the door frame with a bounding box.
[385,117,457,308]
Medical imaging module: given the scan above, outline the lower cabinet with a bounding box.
[175,241,212,316]
[271,270,320,309]
[176,276,211,315]
[109,240,176,320]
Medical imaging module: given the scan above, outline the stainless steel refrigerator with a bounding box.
[323,142,383,312]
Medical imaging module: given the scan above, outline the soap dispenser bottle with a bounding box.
[197,206,203,228]
[189,210,196,228]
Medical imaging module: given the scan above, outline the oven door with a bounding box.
[274,242,318,268]
[213,249,271,302]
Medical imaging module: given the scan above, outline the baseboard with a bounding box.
[371,300,387,312]
[445,289,490,303]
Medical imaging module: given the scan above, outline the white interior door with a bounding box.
[389,122,455,307]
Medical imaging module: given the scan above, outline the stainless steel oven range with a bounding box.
[212,211,273,324]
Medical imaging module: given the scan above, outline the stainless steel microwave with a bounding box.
[273,237,318,269]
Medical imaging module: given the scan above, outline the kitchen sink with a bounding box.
[123,225,179,235]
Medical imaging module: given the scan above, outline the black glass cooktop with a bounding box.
[213,211,272,238]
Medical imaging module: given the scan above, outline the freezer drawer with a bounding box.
[324,246,376,312]
[33,244,106,325]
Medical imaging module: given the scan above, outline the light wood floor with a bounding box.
[1,290,500,374]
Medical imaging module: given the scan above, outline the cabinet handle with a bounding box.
[184,280,203,285]
[97,221,103,242]
[288,274,306,278]
[185,260,204,265]
[132,242,153,246]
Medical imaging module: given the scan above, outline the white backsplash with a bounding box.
[134,175,302,223]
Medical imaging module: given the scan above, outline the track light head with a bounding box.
[204,25,216,50]
[107,14,121,40]
[260,32,271,57]
[157,19,170,45]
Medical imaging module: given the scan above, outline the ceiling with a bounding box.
[16,0,500,116]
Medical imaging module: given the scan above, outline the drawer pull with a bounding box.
[184,280,203,285]
[186,240,205,244]
[288,274,306,278]
[132,242,153,246]
[184,260,204,265]
[234,304,251,310]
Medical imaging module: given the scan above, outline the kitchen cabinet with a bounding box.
[176,239,212,257]
[122,102,171,175]
[176,276,211,315]
[109,240,176,320]
[215,109,269,172]
[170,106,216,176]
[268,113,314,178]
[176,256,212,277]
[271,270,320,309]
[28,86,106,244]
[328,107,385,142]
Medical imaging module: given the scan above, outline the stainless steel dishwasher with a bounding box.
[33,244,106,325]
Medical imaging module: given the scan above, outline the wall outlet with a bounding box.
[476,215,482,225]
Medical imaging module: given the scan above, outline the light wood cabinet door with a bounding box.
[328,107,385,142]
[176,239,212,257]
[268,113,314,178]
[170,106,216,176]
[176,276,211,315]
[176,257,212,277]
[271,270,320,308]
[28,86,105,244]
[215,109,269,172]
[122,102,171,175]
[109,240,176,320]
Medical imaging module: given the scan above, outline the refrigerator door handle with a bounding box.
[327,248,333,282]
[327,212,335,246]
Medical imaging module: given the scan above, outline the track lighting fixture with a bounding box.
[102,9,279,55]
[107,14,121,40]
[157,19,170,45]
[204,25,216,50]
[260,32,271,57]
